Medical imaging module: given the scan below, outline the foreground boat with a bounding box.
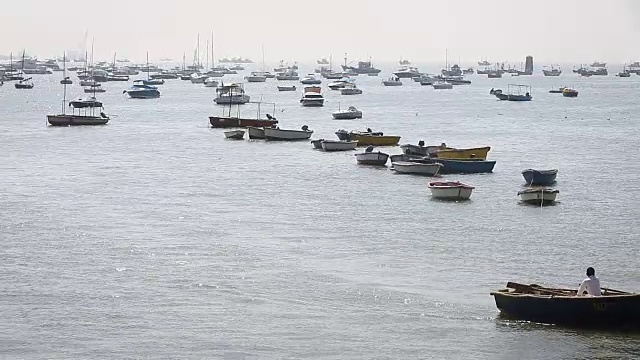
[428,181,475,200]
[392,161,442,176]
[522,169,558,186]
[335,129,400,146]
[210,101,279,128]
[124,81,161,99]
[321,140,358,152]
[518,188,559,205]
[264,126,313,141]
[491,282,640,328]
[355,147,389,165]
[300,85,325,107]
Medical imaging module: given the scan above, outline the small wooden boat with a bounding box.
[427,158,496,174]
[522,169,558,186]
[355,147,389,165]
[401,142,449,157]
[277,85,296,91]
[336,129,400,146]
[518,188,559,205]
[428,181,475,200]
[491,282,640,328]
[224,130,245,140]
[562,88,578,97]
[435,146,491,160]
[392,161,442,176]
[321,140,358,152]
[264,125,313,141]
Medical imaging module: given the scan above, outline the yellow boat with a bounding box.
[435,146,491,159]
[350,133,401,146]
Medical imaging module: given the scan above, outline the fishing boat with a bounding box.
[428,181,475,200]
[214,83,250,104]
[495,84,532,101]
[392,161,442,176]
[264,125,313,141]
[224,130,245,139]
[277,85,296,91]
[47,71,109,126]
[542,66,562,76]
[332,105,362,120]
[209,101,278,128]
[335,129,400,146]
[382,76,402,86]
[590,61,606,67]
[491,282,640,328]
[124,81,161,99]
[300,86,325,107]
[562,88,578,97]
[340,83,363,95]
[522,169,558,186]
[355,147,389,165]
[321,140,358,152]
[435,146,491,160]
[341,53,381,75]
[518,188,559,205]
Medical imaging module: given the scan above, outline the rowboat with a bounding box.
[277,85,296,91]
[522,169,558,186]
[391,161,442,176]
[430,158,496,174]
[335,130,400,146]
[224,130,245,140]
[321,140,358,151]
[355,149,389,166]
[435,146,491,159]
[264,126,313,141]
[491,282,640,328]
[401,143,449,157]
[428,181,475,200]
[518,188,559,205]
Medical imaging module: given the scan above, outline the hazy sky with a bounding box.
[2,0,639,64]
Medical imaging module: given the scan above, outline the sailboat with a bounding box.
[124,52,161,99]
[245,45,268,83]
[5,53,24,81]
[47,52,109,126]
[15,51,34,89]
[60,53,73,84]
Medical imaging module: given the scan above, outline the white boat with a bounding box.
[382,76,402,86]
[518,188,559,205]
[300,74,321,84]
[277,85,296,91]
[83,84,106,93]
[247,126,266,139]
[224,130,245,139]
[432,81,453,89]
[300,86,325,107]
[393,66,421,78]
[355,148,389,165]
[340,83,363,95]
[321,140,358,151]
[204,77,219,87]
[327,77,353,90]
[190,73,208,84]
[245,72,267,82]
[332,105,362,120]
[276,69,299,81]
[79,79,98,87]
[264,125,313,140]
[428,181,475,200]
[214,83,250,104]
[392,161,442,176]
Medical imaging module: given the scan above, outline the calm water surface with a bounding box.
[1,63,639,359]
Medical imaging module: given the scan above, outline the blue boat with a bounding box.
[491,282,640,329]
[522,169,558,185]
[425,158,495,174]
[123,81,161,99]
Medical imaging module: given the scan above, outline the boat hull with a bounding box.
[264,128,313,141]
[209,117,277,128]
[382,81,402,86]
[310,139,324,149]
[247,126,267,139]
[492,290,640,328]
[522,169,558,186]
[277,86,296,91]
[332,111,362,120]
[428,182,474,200]
[321,140,358,151]
[224,130,245,139]
[350,134,400,146]
[430,158,496,174]
[300,99,325,107]
[47,115,109,126]
[392,161,442,176]
[355,152,389,165]
[435,146,491,160]
[518,189,559,205]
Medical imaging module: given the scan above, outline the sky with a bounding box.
[1,0,639,65]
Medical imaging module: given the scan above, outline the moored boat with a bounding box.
[124,81,161,99]
[355,147,389,165]
[277,85,296,91]
[224,130,245,139]
[214,83,250,104]
[491,282,640,328]
[518,188,559,205]
[421,158,496,174]
[382,76,402,86]
[210,101,278,128]
[428,181,475,200]
[432,81,453,89]
[562,88,578,97]
[401,142,449,157]
[332,106,363,120]
[336,129,400,146]
[392,161,442,176]
[310,139,324,149]
[264,126,313,141]
[247,126,268,139]
[300,86,325,107]
[522,169,558,186]
[321,140,358,152]
[435,146,491,160]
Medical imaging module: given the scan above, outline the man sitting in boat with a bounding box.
[577,267,601,296]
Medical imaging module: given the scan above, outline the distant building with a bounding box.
[524,55,533,75]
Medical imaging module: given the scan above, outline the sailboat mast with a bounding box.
[197,34,200,70]
[211,31,214,69]
[206,40,209,71]
[261,44,265,72]
[146,52,150,80]
[62,52,67,115]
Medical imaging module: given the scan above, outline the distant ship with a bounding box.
[341,53,381,75]
[590,61,606,67]
[317,58,329,65]
[399,58,411,65]
[219,57,253,64]
[478,59,491,66]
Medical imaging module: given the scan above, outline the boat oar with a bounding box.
[601,287,630,295]
[506,282,572,296]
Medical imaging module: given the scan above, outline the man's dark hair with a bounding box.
[586,267,595,276]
